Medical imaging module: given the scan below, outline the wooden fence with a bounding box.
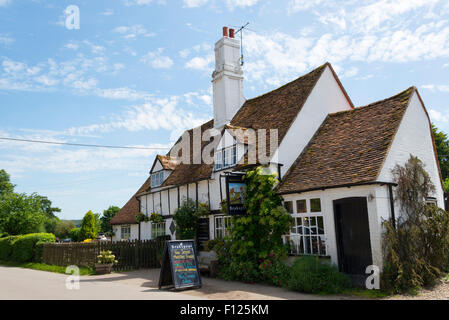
[42,236,170,271]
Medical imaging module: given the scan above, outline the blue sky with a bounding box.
[1,0,449,219]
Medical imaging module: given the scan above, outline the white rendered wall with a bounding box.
[378,91,444,211]
[273,66,353,177]
[281,184,389,269]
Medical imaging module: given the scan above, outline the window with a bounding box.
[284,201,293,214]
[215,215,232,239]
[310,198,321,212]
[214,145,237,171]
[151,171,164,188]
[121,225,131,240]
[296,200,307,213]
[151,222,166,239]
[288,216,326,256]
[425,197,437,206]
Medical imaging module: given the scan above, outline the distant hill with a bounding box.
[62,219,82,228]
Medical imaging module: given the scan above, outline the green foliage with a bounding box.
[35,195,61,219]
[69,227,80,242]
[382,155,449,293]
[217,167,292,284]
[54,220,76,239]
[149,212,163,223]
[79,211,98,241]
[0,169,15,199]
[432,124,449,185]
[101,206,120,233]
[286,257,352,294]
[0,235,18,260]
[10,233,55,263]
[0,192,47,235]
[173,198,198,239]
[136,212,149,223]
[196,202,210,217]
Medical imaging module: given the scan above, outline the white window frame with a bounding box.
[151,171,164,188]
[214,145,237,171]
[284,198,327,256]
[121,225,131,240]
[151,222,166,239]
[214,215,232,239]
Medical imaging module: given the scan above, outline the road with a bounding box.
[0,266,205,300]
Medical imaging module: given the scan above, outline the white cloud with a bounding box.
[141,48,174,69]
[421,84,449,93]
[113,25,155,39]
[183,0,209,8]
[185,54,214,72]
[0,0,11,7]
[429,109,449,122]
[0,34,14,45]
[288,0,325,14]
[226,0,259,9]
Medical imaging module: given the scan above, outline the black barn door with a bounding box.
[334,197,372,275]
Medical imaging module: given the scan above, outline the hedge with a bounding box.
[10,233,56,263]
[0,236,19,261]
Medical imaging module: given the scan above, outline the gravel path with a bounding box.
[384,278,449,300]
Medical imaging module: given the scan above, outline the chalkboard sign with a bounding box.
[158,240,202,290]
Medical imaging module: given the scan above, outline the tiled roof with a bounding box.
[151,155,179,172]
[110,176,151,225]
[277,87,416,194]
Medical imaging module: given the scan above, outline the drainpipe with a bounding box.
[387,184,396,229]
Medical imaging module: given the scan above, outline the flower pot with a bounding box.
[95,263,113,275]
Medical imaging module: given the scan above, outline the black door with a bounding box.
[334,197,372,275]
[196,218,210,251]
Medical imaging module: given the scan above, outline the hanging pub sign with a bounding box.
[158,240,202,291]
[225,173,247,216]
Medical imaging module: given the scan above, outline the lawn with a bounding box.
[0,260,95,275]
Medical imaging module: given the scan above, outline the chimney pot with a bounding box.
[223,26,229,37]
[229,28,235,38]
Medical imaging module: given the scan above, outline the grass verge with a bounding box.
[0,260,95,275]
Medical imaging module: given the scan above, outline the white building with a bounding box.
[111,26,444,275]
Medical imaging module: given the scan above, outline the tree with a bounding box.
[173,198,198,240]
[101,206,120,234]
[69,227,80,242]
[54,220,76,239]
[93,213,102,234]
[0,169,15,199]
[0,193,46,235]
[432,124,449,191]
[35,195,61,218]
[79,210,97,241]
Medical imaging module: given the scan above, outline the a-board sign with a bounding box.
[226,173,247,216]
[158,240,202,290]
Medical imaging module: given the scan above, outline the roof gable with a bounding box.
[277,87,415,194]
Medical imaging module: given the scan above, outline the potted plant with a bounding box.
[95,250,118,274]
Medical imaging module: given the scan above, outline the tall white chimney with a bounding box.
[212,26,245,128]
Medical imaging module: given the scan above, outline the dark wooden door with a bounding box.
[334,197,372,275]
[196,218,210,251]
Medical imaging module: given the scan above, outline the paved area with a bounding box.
[0,266,204,300]
[385,279,449,300]
[0,266,353,300]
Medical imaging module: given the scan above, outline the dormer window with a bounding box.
[214,145,237,171]
[151,171,164,188]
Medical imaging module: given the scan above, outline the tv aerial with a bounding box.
[234,22,250,66]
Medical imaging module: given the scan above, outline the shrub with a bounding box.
[286,257,352,294]
[11,233,55,262]
[382,155,449,293]
[79,210,98,241]
[173,198,198,240]
[0,235,18,260]
[69,228,80,242]
[217,167,292,284]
